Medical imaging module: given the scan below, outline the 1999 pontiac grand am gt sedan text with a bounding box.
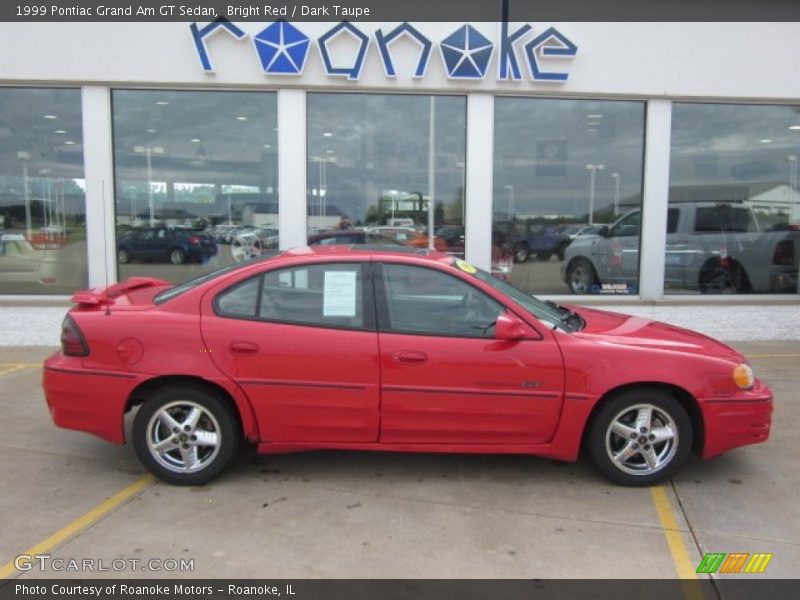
[43,247,772,486]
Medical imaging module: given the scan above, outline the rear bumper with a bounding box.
[768,269,797,293]
[701,382,773,459]
[43,352,138,445]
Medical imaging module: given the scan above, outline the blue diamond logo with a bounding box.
[253,21,310,75]
[440,25,493,79]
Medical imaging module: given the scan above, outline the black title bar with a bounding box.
[3,580,800,600]
[3,0,800,22]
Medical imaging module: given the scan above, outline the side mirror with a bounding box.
[598,225,610,237]
[495,312,532,341]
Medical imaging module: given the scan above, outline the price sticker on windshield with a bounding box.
[455,259,477,274]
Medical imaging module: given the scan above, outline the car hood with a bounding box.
[566,305,744,362]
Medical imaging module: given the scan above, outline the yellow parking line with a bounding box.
[0,474,156,579]
[650,485,705,599]
[0,365,32,377]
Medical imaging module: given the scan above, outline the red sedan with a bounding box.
[43,248,772,486]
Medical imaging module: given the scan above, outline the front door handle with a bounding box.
[230,341,259,354]
[392,351,428,364]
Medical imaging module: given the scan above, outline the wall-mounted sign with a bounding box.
[190,18,578,82]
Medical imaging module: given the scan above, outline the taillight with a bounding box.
[189,235,200,245]
[61,315,89,357]
[774,240,795,266]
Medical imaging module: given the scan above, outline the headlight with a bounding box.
[733,363,755,390]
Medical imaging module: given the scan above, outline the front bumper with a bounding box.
[701,380,773,458]
[43,352,138,444]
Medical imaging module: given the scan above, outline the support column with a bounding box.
[277,89,307,250]
[464,93,494,271]
[81,86,117,288]
[639,99,673,300]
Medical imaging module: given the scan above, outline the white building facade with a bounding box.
[0,19,798,313]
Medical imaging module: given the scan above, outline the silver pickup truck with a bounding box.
[562,202,799,294]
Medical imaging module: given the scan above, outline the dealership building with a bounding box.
[0,16,798,342]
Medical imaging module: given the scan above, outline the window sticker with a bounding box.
[455,259,477,274]
[323,271,357,316]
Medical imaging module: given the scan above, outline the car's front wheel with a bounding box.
[133,386,240,485]
[118,249,129,264]
[587,388,692,486]
[566,258,598,294]
[513,244,530,263]
[169,248,186,265]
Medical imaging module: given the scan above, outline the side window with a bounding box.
[610,211,641,237]
[260,263,365,329]
[694,206,755,233]
[216,276,261,319]
[667,208,680,234]
[380,264,504,338]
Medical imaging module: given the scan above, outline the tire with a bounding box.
[586,388,692,486]
[169,248,186,265]
[513,244,530,263]
[566,258,599,294]
[118,249,129,264]
[698,260,750,294]
[132,386,240,485]
[536,251,552,261]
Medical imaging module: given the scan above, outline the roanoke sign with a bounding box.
[190,18,578,82]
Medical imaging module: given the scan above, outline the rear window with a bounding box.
[153,254,277,305]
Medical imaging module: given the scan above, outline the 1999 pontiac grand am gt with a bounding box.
[44,247,772,486]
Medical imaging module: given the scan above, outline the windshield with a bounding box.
[153,254,278,305]
[467,265,565,329]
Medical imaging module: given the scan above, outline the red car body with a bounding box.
[43,248,772,483]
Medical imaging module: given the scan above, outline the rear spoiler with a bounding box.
[71,277,171,306]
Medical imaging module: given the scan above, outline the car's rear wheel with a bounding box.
[133,386,239,485]
[169,248,186,265]
[118,249,129,264]
[566,258,598,294]
[587,388,692,486]
[698,259,750,294]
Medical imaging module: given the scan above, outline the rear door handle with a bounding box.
[230,341,259,354]
[392,351,428,364]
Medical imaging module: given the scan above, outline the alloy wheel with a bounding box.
[605,403,678,476]
[145,400,222,474]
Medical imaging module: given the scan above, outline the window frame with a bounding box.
[373,262,507,339]
[213,261,376,333]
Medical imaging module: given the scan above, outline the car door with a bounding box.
[606,210,641,289]
[201,261,380,443]
[375,262,565,445]
[132,228,160,259]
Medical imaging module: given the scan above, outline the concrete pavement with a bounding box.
[0,343,796,582]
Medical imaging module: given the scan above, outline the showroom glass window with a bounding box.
[0,88,87,294]
[306,93,466,254]
[112,90,277,283]
[667,103,800,295]
[493,98,646,295]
